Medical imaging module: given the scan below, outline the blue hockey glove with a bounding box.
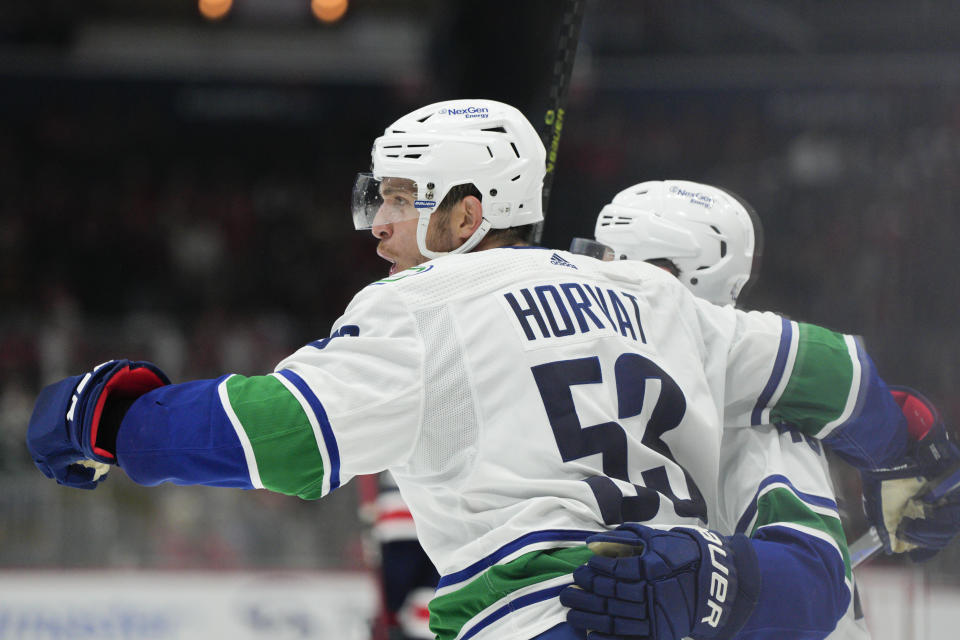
[559,523,760,640]
[860,387,960,558]
[898,489,960,561]
[27,359,169,489]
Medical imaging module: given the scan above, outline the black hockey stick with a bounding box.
[531,0,586,245]
[849,465,960,567]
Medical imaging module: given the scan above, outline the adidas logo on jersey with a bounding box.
[550,253,577,269]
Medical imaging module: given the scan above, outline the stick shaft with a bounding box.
[532,0,586,244]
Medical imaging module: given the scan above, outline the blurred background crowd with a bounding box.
[2,0,960,585]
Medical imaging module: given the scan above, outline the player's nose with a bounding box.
[371,221,392,239]
[371,206,392,239]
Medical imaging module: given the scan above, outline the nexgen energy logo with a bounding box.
[669,185,717,209]
[439,106,490,119]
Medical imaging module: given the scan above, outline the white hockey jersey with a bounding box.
[269,247,857,640]
[119,246,874,640]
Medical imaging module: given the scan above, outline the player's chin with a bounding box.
[386,257,412,276]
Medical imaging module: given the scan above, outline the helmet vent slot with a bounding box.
[598,215,620,227]
[404,154,422,159]
[720,241,727,257]
[486,146,494,158]
[511,175,521,182]
[481,126,507,133]
[510,142,520,158]
[417,114,433,123]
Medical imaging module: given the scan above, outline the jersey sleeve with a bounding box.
[115,284,424,499]
[718,425,852,638]
[695,297,907,469]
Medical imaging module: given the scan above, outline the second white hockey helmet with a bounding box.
[594,180,761,306]
[352,99,546,259]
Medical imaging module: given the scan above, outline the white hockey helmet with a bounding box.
[594,180,762,306]
[352,99,546,259]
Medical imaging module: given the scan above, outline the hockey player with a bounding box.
[25,100,952,640]
[569,180,873,639]
[575,180,960,562]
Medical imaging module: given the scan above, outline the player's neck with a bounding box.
[473,235,531,253]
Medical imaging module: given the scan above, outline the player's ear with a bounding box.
[456,195,484,241]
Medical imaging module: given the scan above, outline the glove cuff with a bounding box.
[710,533,760,640]
[77,360,170,463]
[671,528,759,640]
[890,386,938,441]
[88,362,169,460]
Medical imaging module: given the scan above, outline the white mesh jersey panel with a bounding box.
[407,305,478,477]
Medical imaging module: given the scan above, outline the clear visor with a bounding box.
[351,173,437,230]
[569,237,615,261]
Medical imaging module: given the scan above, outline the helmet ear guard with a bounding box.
[594,180,761,306]
[356,99,546,259]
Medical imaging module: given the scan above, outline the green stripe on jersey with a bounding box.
[752,487,851,580]
[429,545,594,640]
[225,375,326,499]
[770,323,854,437]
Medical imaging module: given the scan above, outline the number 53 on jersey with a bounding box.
[532,353,707,525]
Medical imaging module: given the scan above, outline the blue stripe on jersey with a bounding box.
[115,376,255,489]
[751,317,793,425]
[277,369,341,491]
[461,583,568,640]
[821,338,909,468]
[436,529,596,592]
[735,474,838,535]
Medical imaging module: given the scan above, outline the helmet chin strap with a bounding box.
[415,208,493,260]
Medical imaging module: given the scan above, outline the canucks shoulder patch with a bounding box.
[550,253,577,269]
[373,264,435,285]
